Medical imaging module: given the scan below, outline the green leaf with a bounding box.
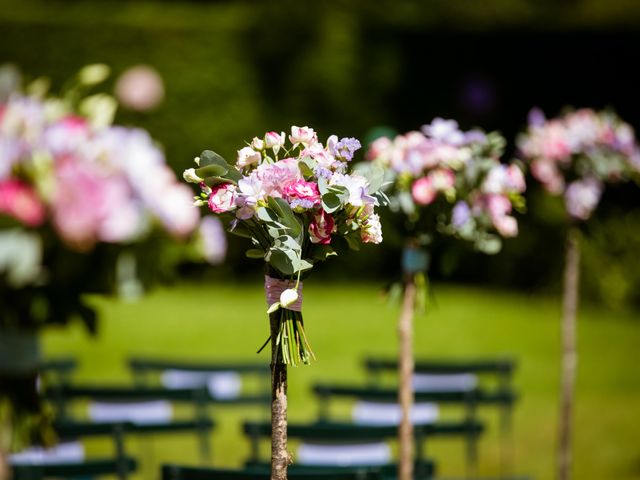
[322,192,342,213]
[274,235,301,252]
[299,259,314,271]
[228,221,253,239]
[196,163,227,178]
[245,248,265,259]
[344,232,361,251]
[310,245,337,262]
[225,167,243,182]
[203,176,233,187]
[256,207,279,224]
[317,176,330,196]
[364,165,385,193]
[199,150,228,168]
[268,248,296,275]
[328,185,349,203]
[269,198,302,238]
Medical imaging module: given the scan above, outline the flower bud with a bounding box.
[280,288,299,308]
[183,168,204,184]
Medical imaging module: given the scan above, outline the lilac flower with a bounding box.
[289,198,315,211]
[527,107,546,128]
[198,216,227,265]
[334,137,361,162]
[452,201,471,228]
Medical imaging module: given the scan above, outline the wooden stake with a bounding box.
[398,275,416,480]
[270,311,291,480]
[558,226,580,480]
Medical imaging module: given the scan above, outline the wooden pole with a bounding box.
[269,311,290,480]
[398,274,416,480]
[558,226,580,480]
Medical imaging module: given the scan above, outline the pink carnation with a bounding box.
[309,210,335,244]
[208,183,237,213]
[283,180,321,205]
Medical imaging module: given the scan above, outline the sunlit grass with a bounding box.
[43,281,640,480]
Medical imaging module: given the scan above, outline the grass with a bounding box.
[42,280,640,480]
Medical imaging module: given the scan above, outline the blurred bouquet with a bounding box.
[0,64,204,331]
[367,118,526,255]
[517,108,640,221]
[0,64,215,450]
[184,126,385,365]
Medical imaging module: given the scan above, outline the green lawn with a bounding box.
[42,281,640,480]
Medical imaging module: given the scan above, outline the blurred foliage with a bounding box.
[2,0,640,307]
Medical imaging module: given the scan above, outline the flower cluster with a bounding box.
[185,125,384,277]
[0,65,210,328]
[184,126,384,365]
[367,118,526,252]
[517,108,640,221]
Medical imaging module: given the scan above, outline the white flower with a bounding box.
[280,288,299,308]
[289,126,317,148]
[251,137,265,150]
[237,146,261,168]
[183,168,204,184]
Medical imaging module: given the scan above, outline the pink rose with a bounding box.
[283,180,321,205]
[208,184,237,213]
[289,126,317,148]
[309,210,335,244]
[411,176,436,205]
[264,131,285,154]
[0,179,45,227]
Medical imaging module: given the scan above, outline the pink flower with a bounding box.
[486,194,518,237]
[207,184,237,213]
[0,179,45,227]
[309,210,335,244]
[429,168,455,191]
[115,65,164,112]
[237,146,261,168]
[565,178,602,220]
[366,136,392,162]
[531,159,565,195]
[411,176,436,205]
[283,180,321,205]
[264,131,285,154]
[289,126,317,148]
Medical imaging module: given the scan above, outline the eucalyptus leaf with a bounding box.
[245,248,265,259]
[269,198,302,238]
[228,221,253,239]
[199,150,229,168]
[268,248,296,275]
[344,232,361,251]
[196,163,227,178]
[322,192,342,213]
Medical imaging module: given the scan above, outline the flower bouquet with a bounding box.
[184,126,384,365]
[0,65,211,458]
[366,118,526,480]
[517,107,640,480]
[184,126,384,477]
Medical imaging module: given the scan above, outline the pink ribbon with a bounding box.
[264,276,303,312]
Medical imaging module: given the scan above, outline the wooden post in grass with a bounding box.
[558,226,580,480]
[398,273,416,480]
[269,311,291,480]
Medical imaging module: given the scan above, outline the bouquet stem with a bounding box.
[398,274,416,480]
[269,311,291,480]
[558,227,580,480]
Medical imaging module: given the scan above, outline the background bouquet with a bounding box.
[365,118,526,480]
[0,65,213,452]
[518,107,640,221]
[367,118,526,256]
[185,126,384,366]
[517,107,640,480]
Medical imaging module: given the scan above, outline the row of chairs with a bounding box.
[11,355,519,479]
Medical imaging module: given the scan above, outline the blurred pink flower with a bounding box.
[531,159,565,195]
[411,176,436,205]
[115,65,164,112]
[0,179,45,226]
[486,194,518,237]
[565,178,602,221]
[198,216,227,265]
